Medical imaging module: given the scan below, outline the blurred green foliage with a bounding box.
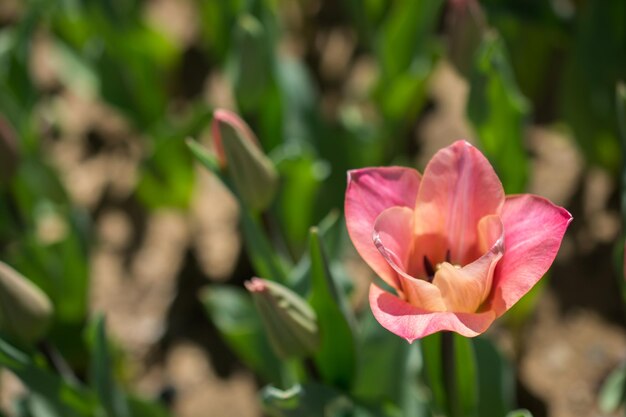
[0,0,623,416]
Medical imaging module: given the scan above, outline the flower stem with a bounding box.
[37,340,80,386]
[441,331,460,417]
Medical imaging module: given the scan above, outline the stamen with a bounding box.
[423,256,435,281]
[445,249,451,263]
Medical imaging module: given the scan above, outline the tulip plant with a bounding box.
[188,111,571,417]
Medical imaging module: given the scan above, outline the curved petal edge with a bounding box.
[345,167,421,289]
[369,284,497,343]
[491,194,573,316]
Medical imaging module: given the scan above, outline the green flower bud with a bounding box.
[212,109,278,211]
[245,278,319,359]
[0,261,53,344]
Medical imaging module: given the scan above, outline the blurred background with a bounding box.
[0,0,625,416]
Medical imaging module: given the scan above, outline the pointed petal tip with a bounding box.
[346,169,355,184]
[456,139,473,147]
[244,277,266,292]
[213,108,237,122]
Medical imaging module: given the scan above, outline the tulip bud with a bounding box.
[0,261,53,344]
[212,109,278,211]
[245,277,319,359]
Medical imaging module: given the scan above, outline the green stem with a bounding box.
[441,331,459,417]
[280,358,305,388]
[37,340,80,386]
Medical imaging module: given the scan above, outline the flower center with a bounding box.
[422,249,461,282]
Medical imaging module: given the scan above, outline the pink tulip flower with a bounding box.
[345,141,572,342]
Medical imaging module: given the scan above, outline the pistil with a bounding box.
[423,256,436,282]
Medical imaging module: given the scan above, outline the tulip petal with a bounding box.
[374,206,447,311]
[414,141,504,265]
[372,206,415,273]
[432,215,504,313]
[345,167,421,289]
[491,194,572,315]
[369,284,497,342]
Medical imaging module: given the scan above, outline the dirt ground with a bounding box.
[2,1,626,417]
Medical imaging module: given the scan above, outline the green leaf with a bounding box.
[196,0,243,62]
[240,208,290,283]
[352,310,429,416]
[273,147,327,254]
[7,181,90,327]
[559,0,625,172]
[127,395,172,417]
[275,56,319,146]
[231,14,275,115]
[86,315,130,417]
[137,137,195,209]
[474,337,515,417]
[598,362,626,413]
[260,383,353,417]
[199,285,282,383]
[505,410,533,417]
[308,228,356,390]
[52,6,178,130]
[453,334,478,417]
[186,139,221,176]
[0,335,96,417]
[372,0,442,136]
[376,0,443,79]
[420,333,445,413]
[352,309,412,405]
[468,31,530,194]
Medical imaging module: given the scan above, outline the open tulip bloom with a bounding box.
[346,141,572,342]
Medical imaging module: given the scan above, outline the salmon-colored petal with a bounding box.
[345,167,421,288]
[490,195,572,316]
[432,215,504,313]
[373,207,446,311]
[372,206,415,273]
[414,141,504,265]
[369,284,497,342]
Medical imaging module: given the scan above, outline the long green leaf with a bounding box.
[0,335,96,417]
[452,334,478,417]
[475,337,515,417]
[598,362,626,413]
[308,228,355,390]
[468,31,530,194]
[352,309,411,404]
[86,315,130,417]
